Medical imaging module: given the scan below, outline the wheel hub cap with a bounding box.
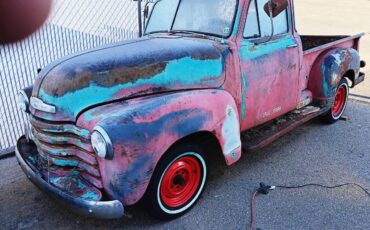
[332,85,346,117]
[160,156,202,208]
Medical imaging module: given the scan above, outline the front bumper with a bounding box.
[352,72,366,87]
[15,136,124,219]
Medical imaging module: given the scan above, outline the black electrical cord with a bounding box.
[249,182,370,230]
[275,183,370,196]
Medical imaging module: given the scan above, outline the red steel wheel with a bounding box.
[144,144,207,220]
[160,156,202,208]
[331,85,346,118]
[322,78,349,124]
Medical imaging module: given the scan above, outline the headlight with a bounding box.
[91,127,113,159]
[17,90,29,112]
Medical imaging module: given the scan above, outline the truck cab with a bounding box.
[16,0,365,220]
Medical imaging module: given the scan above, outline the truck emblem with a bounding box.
[30,97,56,114]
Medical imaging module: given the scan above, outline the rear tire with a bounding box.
[321,78,349,124]
[144,143,208,220]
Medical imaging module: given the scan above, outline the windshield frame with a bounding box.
[144,0,240,38]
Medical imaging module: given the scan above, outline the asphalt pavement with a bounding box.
[1,100,369,230]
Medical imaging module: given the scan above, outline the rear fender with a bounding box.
[77,90,241,205]
[308,48,360,106]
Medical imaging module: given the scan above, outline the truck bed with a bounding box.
[301,33,364,54]
[301,35,348,51]
[300,33,364,92]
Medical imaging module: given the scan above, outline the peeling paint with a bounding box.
[17,0,364,215]
[32,38,226,121]
[222,106,241,154]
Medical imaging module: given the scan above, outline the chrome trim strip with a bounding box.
[30,97,56,114]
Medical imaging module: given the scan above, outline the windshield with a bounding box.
[145,0,238,37]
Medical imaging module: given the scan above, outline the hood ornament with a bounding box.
[30,97,56,114]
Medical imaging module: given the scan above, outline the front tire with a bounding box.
[144,144,208,220]
[321,78,349,124]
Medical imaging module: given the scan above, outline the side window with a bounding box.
[244,0,288,38]
[257,0,288,36]
[243,0,260,38]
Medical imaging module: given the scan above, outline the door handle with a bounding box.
[287,43,298,48]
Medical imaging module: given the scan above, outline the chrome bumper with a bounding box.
[15,136,124,219]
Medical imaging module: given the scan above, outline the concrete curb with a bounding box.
[349,94,370,105]
[0,147,15,160]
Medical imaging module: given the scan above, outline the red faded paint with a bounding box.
[15,0,366,219]
[77,90,241,205]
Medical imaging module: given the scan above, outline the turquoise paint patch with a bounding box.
[39,56,223,118]
[80,129,90,137]
[83,111,95,122]
[80,187,100,200]
[321,64,330,97]
[239,35,295,60]
[26,156,36,165]
[49,176,99,201]
[75,179,100,201]
[241,72,247,121]
[231,7,242,36]
[51,158,79,167]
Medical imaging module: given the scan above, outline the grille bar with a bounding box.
[31,127,93,152]
[33,138,97,165]
[30,116,91,139]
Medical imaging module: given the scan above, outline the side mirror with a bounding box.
[263,0,288,18]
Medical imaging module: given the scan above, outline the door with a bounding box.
[239,0,300,129]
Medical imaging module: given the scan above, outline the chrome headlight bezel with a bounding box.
[91,126,114,160]
[17,90,30,113]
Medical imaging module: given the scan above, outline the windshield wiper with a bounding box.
[169,30,208,38]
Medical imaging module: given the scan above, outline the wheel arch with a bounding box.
[307,47,360,107]
[162,130,225,165]
[343,69,356,87]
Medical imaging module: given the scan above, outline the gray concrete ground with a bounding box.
[1,100,369,230]
[296,0,370,101]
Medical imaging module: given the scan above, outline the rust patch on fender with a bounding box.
[190,48,221,60]
[43,62,168,97]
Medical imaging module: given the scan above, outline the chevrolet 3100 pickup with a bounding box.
[16,0,366,220]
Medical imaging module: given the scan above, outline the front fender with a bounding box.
[77,90,241,205]
[308,48,360,105]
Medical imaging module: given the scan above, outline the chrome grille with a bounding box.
[29,116,103,189]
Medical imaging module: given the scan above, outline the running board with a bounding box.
[241,106,325,152]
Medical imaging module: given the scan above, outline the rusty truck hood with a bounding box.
[31,36,227,121]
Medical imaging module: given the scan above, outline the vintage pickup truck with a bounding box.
[16,0,366,220]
